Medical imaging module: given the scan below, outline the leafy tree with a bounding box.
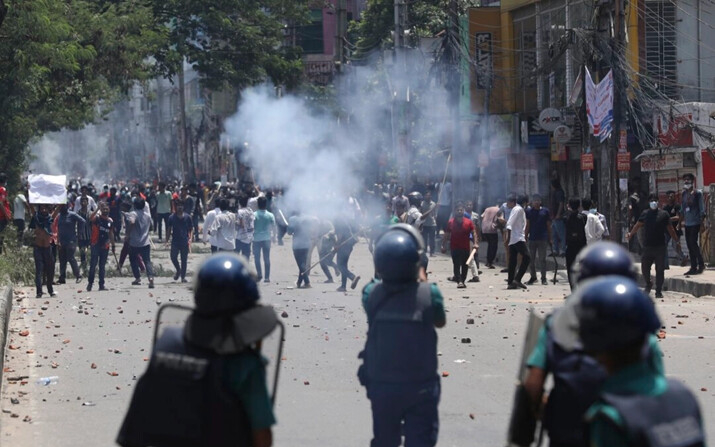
[0,0,162,186]
[151,0,309,91]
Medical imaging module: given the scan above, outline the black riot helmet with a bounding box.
[407,191,423,207]
[571,241,637,286]
[374,224,425,283]
[194,253,259,316]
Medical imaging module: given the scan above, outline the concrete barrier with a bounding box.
[0,285,13,381]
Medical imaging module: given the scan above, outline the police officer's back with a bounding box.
[359,224,445,447]
[117,253,279,447]
[522,242,664,447]
[561,276,706,447]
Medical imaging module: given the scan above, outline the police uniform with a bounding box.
[586,361,705,447]
[361,279,445,447]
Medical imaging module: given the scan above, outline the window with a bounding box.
[644,1,678,99]
[297,9,324,55]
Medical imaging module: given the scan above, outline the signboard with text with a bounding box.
[581,153,594,170]
[640,153,683,172]
[617,152,631,171]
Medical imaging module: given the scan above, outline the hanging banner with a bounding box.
[585,67,614,142]
[581,153,594,170]
[617,152,631,171]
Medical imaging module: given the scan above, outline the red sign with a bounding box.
[618,129,627,153]
[656,114,693,147]
[617,152,631,171]
[581,153,594,170]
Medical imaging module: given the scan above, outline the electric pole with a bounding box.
[335,0,347,71]
[609,0,626,243]
[393,0,409,188]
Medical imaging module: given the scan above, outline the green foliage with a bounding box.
[151,0,310,91]
[0,0,161,186]
[0,231,35,286]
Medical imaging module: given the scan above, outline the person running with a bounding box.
[166,200,192,283]
[212,199,237,252]
[288,212,318,288]
[506,195,531,290]
[441,202,476,289]
[318,219,339,283]
[252,196,275,282]
[86,202,115,291]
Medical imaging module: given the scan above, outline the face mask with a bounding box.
[684,182,693,189]
[649,201,658,210]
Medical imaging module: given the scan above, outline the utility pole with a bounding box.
[609,0,626,243]
[447,0,461,203]
[335,0,347,71]
[178,61,190,183]
[393,0,409,188]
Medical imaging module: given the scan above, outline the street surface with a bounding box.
[1,237,714,446]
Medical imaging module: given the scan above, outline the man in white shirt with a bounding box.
[235,195,255,259]
[202,201,221,253]
[74,185,97,213]
[212,199,237,252]
[13,190,28,243]
[582,197,605,245]
[506,194,531,290]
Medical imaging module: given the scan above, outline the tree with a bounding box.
[0,0,163,185]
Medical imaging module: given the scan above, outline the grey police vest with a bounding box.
[116,327,252,447]
[598,379,705,447]
[364,282,438,383]
[543,317,607,446]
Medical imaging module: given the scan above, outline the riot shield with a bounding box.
[506,308,545,447]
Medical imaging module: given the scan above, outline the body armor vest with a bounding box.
[364,282,437,383]
[543,316,608,446]
[116,326,252,447]
[599,379,705,447]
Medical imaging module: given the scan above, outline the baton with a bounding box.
[112,250,123,276]
[551,251,558,284]
[301,236,356,275]
[465,247,477,266]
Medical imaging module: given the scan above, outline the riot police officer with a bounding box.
[358,224,445,447]
[568,276,705,447]
[117,253,281,447]
[519,242,664,447]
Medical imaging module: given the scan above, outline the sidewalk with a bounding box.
[635,264,715,298]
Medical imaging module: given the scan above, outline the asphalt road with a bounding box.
[2,237,714,446]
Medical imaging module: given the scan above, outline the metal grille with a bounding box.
[644,1,678,99]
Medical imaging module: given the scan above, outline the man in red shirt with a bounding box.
[0,172,13,254]
[441,202,477,288]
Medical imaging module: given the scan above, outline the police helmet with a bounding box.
[571,241,637,285]
[194,253,259,316]
[407,191,423,207]
[576,276,661,353]
[374,224,425,282]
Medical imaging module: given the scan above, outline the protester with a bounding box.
[564,198,587,289]
[86,202,115,291]
[212,199,237,252]
[525,194,551,285]
[464,201,481,283]
[235,195,255,259]
[317,219,339,283]
[0,172,11,254]
[435,181,452,237]
[506,195,531,290]
[13,188,28,244]
[582,197,605,245]
[107,187,123,242]
[55,203,85,284]
[680,173,706,275]
[27,204,56,298]
[165,200,192,283]
[480,201,501,269]
[287,212,317,288]
[253,196,275,282]
[74,185,97,213]
[202,199,221,253]
[441,202,476,289]
[627,193,680,298]
[419,191,437,257]
[334,210,360,292]
[391,186,408,216]
[127,198,154,288]
[155,182,172,241]
[663,190,686,268]
[76,196,92,274]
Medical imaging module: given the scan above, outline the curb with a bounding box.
[0,285,13,382]
[636,271,715,298]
